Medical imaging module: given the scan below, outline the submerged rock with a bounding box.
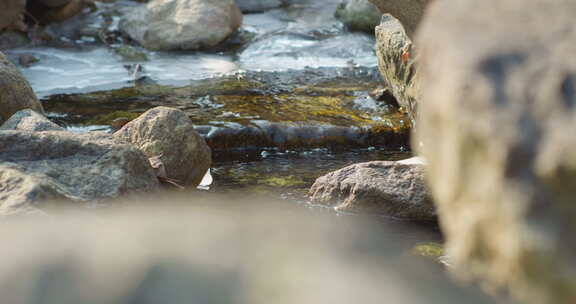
[0,52,44,125]
[120,0,243,51]
[0,109,63,131]
[416,0,576,303]
[0,131,159,215]
[335,0,381,33]
[114,107,212,188]
[309,159,435,221]
[375,14,419,127]
[368,0,429,38]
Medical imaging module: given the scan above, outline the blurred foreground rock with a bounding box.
[416,0,576,303]
[114,106,212,188]
[0,130,159,215]
[120,0,243,51]
[0,200,493,304]
[0,52,44,125]
[309,158,435,221]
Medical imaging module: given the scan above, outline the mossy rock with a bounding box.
[43,68,411,151]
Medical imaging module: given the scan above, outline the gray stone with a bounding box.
[0,52,44,125]
[114,107,212,187]
[120,0,243,51]
[236,0,282,13]
[0,131,160,215]
[335,0,382,33]
[309,160,435,221]
[416,0,576,303]
[0,109,63,131]
[375,14,420,127]
[368,0,429,38]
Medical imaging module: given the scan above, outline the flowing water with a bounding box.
[1,0,458,287]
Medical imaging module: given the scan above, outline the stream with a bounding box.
[3,0,448,274]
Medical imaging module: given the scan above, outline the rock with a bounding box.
[0,203,494,304]
[309,160,435,221]
[236,0,282,13]
[18,54,40,67]
[36,0,72,7]
[114,107,212,187]
[0,0,25,31]
[368,0,430,38]
[335,0,382,33]
[0,109,63,131]
[114,45,149,62]
[0,130,160,214]
[416,0,576,303]
[0,52,44,125]
[120,0,243,51]
[375,14,420,126]
[33,0,87,24]
[0,31,30,50]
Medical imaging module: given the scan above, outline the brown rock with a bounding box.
[309,158,435,221]
[0,0,25,31]
[0,52,44,125]
[114,106,212,187]
[416,0,576,303]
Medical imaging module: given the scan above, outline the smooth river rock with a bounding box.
[367,0,429,38]
[0,131,159,215]
[375,14,420,127]
[0,52,44,125]
[0,109,63,131]
[120,0,243,51]
[416,0,576,303]
[335,0,382,33]
[309,159,435,221]
[114,106,212,187]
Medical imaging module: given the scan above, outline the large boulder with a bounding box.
[0,131,160,215]
[236,0,282,13]
[0,109,63,131]
[375,14,420,126]
[114,107,212,187]
[335,0,382,33]
[416,0,576,303]
[309,158,435,221]
[0,52,44,125]
[367,0,429,38]
[120,0,243,51]
[0,0,25,30]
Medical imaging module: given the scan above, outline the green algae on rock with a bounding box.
[42,68,411,152]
